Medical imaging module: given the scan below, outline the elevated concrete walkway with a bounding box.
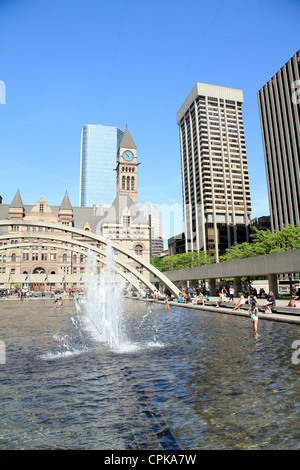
[151,249,300,298]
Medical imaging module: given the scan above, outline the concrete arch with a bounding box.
[0,233,154,292]
[0,241,141,290]
[0,220,180,296]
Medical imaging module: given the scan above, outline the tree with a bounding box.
[151,250,213,272]
[220,224,300,262]
[151,256,166,272]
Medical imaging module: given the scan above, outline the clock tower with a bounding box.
[116,125,139,203]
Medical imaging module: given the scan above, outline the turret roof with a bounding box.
[60,191,73,210]
[119,125,136,150]
[10,189,24,208]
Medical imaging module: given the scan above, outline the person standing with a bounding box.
[249,300,259,333]
[165,294,170,311]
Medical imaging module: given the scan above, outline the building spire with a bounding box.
[10,188,24,208]
[119,126,137,150]
[60,190,72,210]
[9,188,25,219]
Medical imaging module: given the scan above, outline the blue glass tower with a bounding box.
[79,125,124,207]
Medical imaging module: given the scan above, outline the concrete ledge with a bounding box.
[125,297,300,325]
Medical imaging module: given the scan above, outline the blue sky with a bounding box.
[0,0,299,237]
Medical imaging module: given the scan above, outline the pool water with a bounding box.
[0,298,299,450]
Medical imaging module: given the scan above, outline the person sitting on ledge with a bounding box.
[264,291,276,313]
[288,295,297,307]
[231,292,245,311]
[216,291,226,307]
[195,291,209,306]
[177,292,183,303]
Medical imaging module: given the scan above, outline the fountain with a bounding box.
[82,241,125,350]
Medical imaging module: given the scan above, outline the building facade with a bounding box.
[0,190,150,291]
[140,201,164,258]
[0,129,150,292]
[177,82,252,262]
[257,50,300,231]
[79,124,124,207]
[101,126,150,278]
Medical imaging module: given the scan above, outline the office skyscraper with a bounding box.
[257,50,300,231]
[79,125,124,207]
[177,83,251,262]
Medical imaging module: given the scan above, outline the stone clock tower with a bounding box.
[116,125,139,203]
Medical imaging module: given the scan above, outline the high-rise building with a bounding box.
[257,50,300,231]
[177,83,252,261]
[79,124,124,207]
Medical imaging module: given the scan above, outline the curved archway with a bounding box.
[0,220,179,296]
[0,239,150,290]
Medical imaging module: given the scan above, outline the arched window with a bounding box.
[33,267,46,274]
[80,255,84,263]
[11,253,16,262]
[131,176,134,190]
[62,253,67,263]
[73,254,77,263]
[126,176,130,190]
[135,244,143,255]
[122,175,126,190]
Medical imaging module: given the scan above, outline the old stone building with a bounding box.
[0,128,150,291]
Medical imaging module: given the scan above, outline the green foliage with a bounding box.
[220,224,300,262]
[151,225,300,271]
[151,250,213,272]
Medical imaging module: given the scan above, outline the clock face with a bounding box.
[123,150,133,161]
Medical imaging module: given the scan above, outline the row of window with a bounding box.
[2,253,87,263]
[122,175,135,191]
[2,246,144,263]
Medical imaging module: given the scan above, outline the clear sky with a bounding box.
[0,0,299,239]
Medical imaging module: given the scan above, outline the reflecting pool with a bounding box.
[0,298,299,450]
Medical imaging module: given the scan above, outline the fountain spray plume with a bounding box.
[83,240,124,350]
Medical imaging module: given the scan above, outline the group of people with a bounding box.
[165,284,299,334]
[214,287,278,334]
[53,297,63,309]
[176,287,210,306]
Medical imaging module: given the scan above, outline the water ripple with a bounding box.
[0,298,299,449]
